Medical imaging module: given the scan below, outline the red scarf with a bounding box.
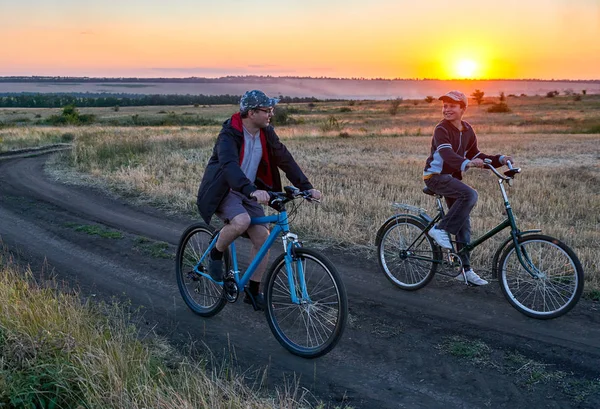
[230,112,273,188]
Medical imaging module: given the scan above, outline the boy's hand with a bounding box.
[502,156,514,166]
[468,158,484,168]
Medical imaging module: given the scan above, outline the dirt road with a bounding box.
[1,152,599,408]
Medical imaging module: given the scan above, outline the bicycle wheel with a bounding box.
[176,223,227,317]
[498,234,584,319]
[264,248,348,358]
[376,215,438,290]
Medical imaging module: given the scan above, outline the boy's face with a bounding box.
[442,101,465,122]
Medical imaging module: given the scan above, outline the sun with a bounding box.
[456,59,478,78]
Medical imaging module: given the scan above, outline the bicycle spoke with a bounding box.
[266,249,347,357]
[378,217,437,289]
[500,236,582,318]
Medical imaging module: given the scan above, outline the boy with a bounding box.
[423,90,513,285]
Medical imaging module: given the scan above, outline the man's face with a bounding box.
[249,107,274,128]
[442,101,465,122]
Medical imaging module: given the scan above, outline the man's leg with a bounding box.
[214,213,251,252]
[246,224,270,293]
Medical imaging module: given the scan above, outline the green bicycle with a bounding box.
[376,160,584,319]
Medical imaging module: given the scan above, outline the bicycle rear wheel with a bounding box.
[498,234,584,319]
[376,215,439,290]
[175,223,227,317]
[264,248,348,358]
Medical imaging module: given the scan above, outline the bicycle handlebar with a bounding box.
[483,159,521,181]
[268,186,320,207]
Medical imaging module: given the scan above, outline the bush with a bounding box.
[45,105,96,126]
[271,107,296,125]
[389,98,402,116]
[546,90,559,98]
[320,115,343,132]
[425,96,435,103]
[487,102,511,113]
[339,107,352,113]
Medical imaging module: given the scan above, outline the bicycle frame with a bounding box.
[419,165,543,278]
[192,208,310,304]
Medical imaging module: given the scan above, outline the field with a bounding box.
[1,94,599,294]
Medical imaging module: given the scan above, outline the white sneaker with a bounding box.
[428,226,452,249]
[456,269,489,286]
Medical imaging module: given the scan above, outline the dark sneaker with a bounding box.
[207,256,224,281]
[244,292,266,311]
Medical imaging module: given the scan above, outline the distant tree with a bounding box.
[582,90,587,95]
[499,92,506,102]
[389,98,402,115]
[424,96,435,103]
[471,89,485,105]
[546,90,559,98]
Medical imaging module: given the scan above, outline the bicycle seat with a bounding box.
[422,186,440,197]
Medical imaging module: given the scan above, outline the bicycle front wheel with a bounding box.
[264,248,348,359]
[376,215,438,290]
[498,234,584,319]
[175,223,227,317]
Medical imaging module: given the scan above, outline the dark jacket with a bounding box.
[197,112,313,224]
[423,119,504,180]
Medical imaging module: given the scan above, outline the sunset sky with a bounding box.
[2,0,599,80]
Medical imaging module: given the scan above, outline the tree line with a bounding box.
[0,93,324,108]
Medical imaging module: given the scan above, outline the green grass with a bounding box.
[0,252,320,408]
[65,223,123,239]
[134,237,173,259]
[440,336,599,401]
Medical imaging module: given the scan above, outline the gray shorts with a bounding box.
[215,190,266,224]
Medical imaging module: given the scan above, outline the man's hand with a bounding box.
[308,189,322,201]
[250,190,270,204]
[468,158,484,169]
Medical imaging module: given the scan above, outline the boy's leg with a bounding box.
[447,193,487,285]
[426,174,478,237]
[447,195,472,267]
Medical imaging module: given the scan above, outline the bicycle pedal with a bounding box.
[223,279,239,303]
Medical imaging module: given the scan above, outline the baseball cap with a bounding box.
[239,90,280,112]
[439,90,468,107]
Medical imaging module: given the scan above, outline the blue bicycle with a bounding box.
[176,187,348,358]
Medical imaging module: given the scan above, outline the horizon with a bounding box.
[1,75,599,82]
[2,1,599,81]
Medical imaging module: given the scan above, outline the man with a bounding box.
[423,90,513,286]
[197,90,321,309]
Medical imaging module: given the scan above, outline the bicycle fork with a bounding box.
[282,232,311,304]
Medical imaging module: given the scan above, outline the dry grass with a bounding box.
[0,251,318,408]
[1,97,598,292]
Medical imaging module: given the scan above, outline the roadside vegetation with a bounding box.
[1,95,598,294]
[0,251,319,409]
